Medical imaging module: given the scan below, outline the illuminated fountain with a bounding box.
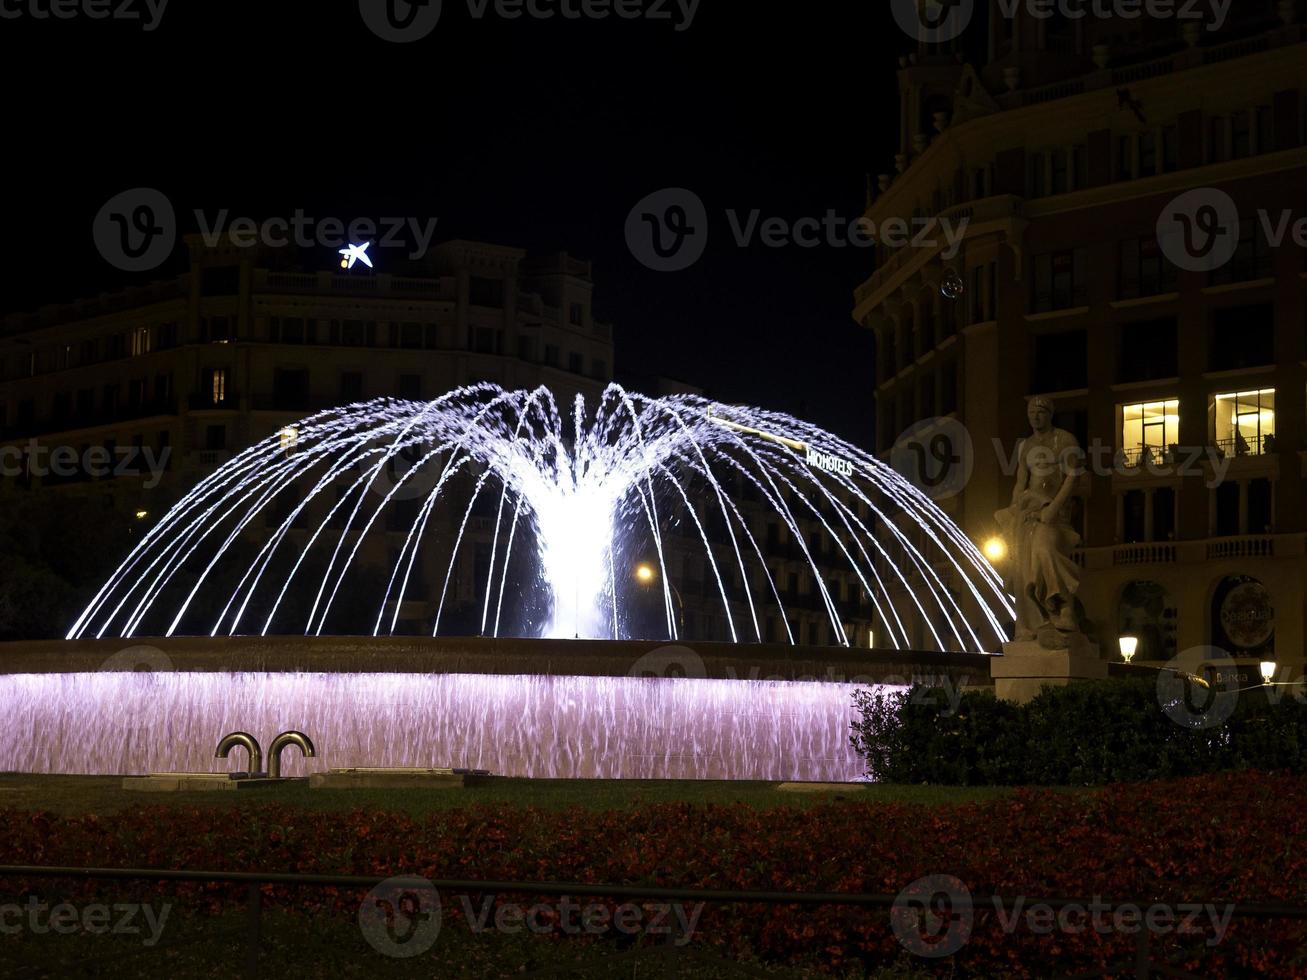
[10,385,1011,781]
[68,383,1011,648]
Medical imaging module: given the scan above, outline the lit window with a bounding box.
[1214,389,1275,457]
[1121,399,1180,465]
[211,368,228,405]
[130,327,151,357]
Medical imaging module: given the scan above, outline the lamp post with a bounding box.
[1118,635,1139,664]
[634,562,684,636]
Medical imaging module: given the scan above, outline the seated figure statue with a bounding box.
[994,396,1085,647]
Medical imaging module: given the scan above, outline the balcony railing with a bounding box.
[1207,536,1275,560]
[1113,543,1177,566]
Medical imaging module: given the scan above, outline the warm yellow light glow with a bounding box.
[634,563,656,584]
[982,537,1007,562]
[134,510,149,520]
[1118,636,1139,663]
[1260,660,1277,683]
[279,426,299,454]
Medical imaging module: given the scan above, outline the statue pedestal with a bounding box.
[990,637,1105,704]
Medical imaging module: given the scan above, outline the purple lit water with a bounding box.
[0,673,886,781]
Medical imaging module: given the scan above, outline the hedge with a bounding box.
[850,677,1307,786]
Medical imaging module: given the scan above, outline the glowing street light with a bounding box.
[634,562,656,584]
[983,537,1007,562]
[1118,635,1139,664]
[279,426,299,456]
[134,509,149,521]
[1260,660,1277,684]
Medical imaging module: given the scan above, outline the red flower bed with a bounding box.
[2,772,1305,977]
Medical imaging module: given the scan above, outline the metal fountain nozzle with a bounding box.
[268,730,316,779]
[215,731,264,778]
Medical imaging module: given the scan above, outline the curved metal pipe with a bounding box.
[268,730,316,779]
[215,731,264,777]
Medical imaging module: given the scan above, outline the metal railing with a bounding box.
[2,864,1305,979]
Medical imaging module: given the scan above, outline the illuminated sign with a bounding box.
[806,448,854,477]
[338,241,374,270]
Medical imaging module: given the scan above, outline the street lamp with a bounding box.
[982,537,1007,562]
[633,562,684,634]
[1260,660,1277,684]
[1118,635,1139,664]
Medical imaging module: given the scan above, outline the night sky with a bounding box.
[1,1,919,448]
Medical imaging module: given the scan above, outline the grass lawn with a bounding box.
[0,772,1025,818]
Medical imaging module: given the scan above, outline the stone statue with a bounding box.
[994,396,1084,648]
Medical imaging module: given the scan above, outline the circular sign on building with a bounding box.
[1218,580,1275,650]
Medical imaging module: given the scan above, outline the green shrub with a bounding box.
[850,678,1307,785]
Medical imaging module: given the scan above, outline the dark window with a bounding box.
[423,324,441,349]
[569,302,584,326]
[474,327,497,354]
[1248,478,1273,533]
[202,266,240,296]
[339,371,363,403]
[273,368,310,411]
[1209,305,1274,371]
[1122,490,1146,543]
[544,345,560,367]
[1214,481,1240,536]
[517,336,537,361]
[1211,219,1274,285]
[1153,487,1176,541]
[469,277,504,308]
[1117,318,1178,383]
[1031,330,1088,393]
[1032,248,1088,312]
[397,374,422,400]
[399,322,422,349]
[205,425,226,451]
[568,351,583,374]
[1119,237,1177,299]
